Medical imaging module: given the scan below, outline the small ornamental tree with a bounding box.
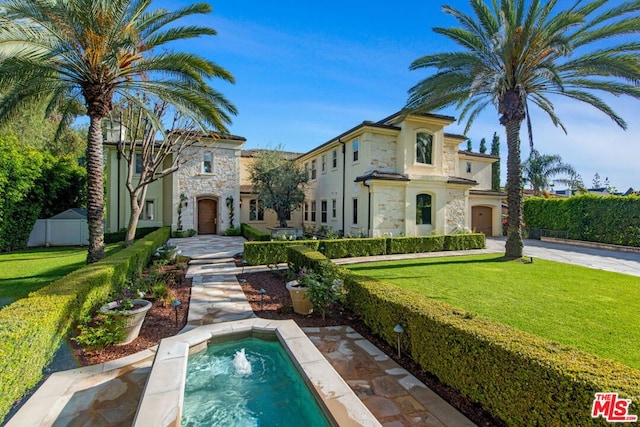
[115,99,200,245]
[248,147,308,227]
[490,132,500,191]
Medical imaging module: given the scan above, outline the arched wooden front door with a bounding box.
[198,199,217,234]
[472,206,493,236]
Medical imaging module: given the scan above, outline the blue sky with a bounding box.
[161,0,638,192]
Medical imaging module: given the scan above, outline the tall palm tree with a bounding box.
[523,149,576,196]
[0,0,236,263]
[405,0,640,258]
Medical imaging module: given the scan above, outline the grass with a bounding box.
[346,254,640,370]
[0,244,121,303]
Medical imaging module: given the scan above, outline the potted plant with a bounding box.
[100,288,152,345]
[287,268,347,319]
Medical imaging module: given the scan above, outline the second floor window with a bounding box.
[466,162,472,173]
[311,201,317,222]
[304,203,309,221]
[332,199,336,219]
[203,152,213,173]
[311,159,317,180]
[321,155,326,172]
[249,199,264,221]
[416,133,433,164]
[416,194,432,225]
[332,149,338,168]
[353,139,359,162]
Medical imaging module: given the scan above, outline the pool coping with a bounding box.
[133,318,382,427]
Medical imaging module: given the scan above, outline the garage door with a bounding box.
[472,206,492,236]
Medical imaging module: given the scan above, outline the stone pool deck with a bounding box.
[7,235,474,426]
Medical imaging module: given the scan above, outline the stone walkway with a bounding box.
[172,235,475,427]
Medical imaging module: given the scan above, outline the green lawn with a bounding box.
[346,254,640,370]
[0,244,121,305]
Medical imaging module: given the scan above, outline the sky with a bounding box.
[159,0,638,192]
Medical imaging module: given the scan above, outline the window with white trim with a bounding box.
[353,139,359,162]
[321,200,327,223]
[416,194,432,225]
[416,133,433,164]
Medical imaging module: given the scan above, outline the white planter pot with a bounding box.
[100,299,152,345]
[286,281,313,315]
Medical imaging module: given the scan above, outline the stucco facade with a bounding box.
[294,111,505,237]
[105,110,503,237]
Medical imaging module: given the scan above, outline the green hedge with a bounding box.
[345,273,640,426]
[0,227,170,423]
[244,233,486,266]
[321,238,387,258]
[240,223,271,241]
[104,226,159,244]
[243,240,320,265]
[286,245,347,279]
[387,236,445,253]
[524,195,640,247]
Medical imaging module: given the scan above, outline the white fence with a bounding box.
[28,219,89,247]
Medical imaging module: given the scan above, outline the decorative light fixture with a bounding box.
[393,324,404,358]
[259,288,266,311]
[172,300,182,327]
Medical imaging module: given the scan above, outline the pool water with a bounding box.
[182,337,331,427]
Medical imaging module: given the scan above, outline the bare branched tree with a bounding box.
[115,99,200,245]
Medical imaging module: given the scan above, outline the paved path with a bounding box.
[486,237,640,277]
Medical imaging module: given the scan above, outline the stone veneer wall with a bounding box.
[442,144,457,176]
[176,146,240,233]
[370,135,397,172]
[445,189,466,232]
[372,186,405,236]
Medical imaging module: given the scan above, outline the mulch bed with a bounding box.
[238,269,506,427]
[72,263,191,366]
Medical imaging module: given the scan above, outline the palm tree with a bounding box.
[0,0,236,262]
[405,0,640,258]
[522,149,576,196]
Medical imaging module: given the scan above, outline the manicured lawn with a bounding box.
[0,244,121,305]
[346,254,640,370]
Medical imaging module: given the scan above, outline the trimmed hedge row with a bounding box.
[524,195,640,247]
[240,223,271,241]
[244,233,486,265]
[243,240,320,266]
[345,273,640,426]
[286,245,347,279]
[104,226,159,244]
[0,227,170,423]
[321,238,387,258]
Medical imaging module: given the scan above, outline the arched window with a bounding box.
[416,132,433,164]
[416,194,432,225]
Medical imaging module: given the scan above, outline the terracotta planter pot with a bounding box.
[100,299,152,345]
[286,281,313,315]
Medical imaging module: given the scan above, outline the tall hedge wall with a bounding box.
[0,227,170,423]
[524,195,640,247]
[345,273,640,426]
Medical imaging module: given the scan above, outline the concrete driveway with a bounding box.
[486,237,640,277]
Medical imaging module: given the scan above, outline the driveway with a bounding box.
[486,237,640,277]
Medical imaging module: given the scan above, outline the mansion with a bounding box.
[104,111,504,238]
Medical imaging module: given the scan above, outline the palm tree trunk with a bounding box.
[86,114,106,263]
[504,119,524,258]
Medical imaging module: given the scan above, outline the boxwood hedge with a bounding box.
[345,273,640,426]
[0,227,170,423]
[244,233,485,265]
[240,223,271,241]
[287,245,639,425]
